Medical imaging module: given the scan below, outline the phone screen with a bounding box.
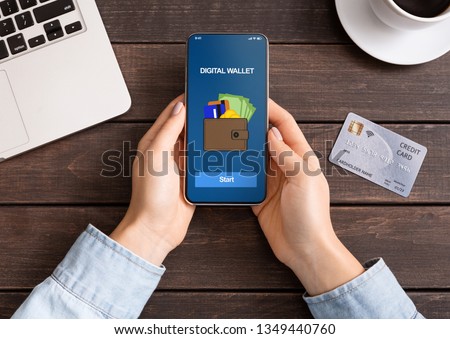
[185,33,268,204]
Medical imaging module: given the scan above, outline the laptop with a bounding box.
[0,0,131,161]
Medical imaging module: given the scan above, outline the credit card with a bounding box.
[329,113,427,197]
[204,103,226,119]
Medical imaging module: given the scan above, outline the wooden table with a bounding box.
[1,0,449,318]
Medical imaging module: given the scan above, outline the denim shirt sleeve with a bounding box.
[304,258,424,319]
[12,224,165,319]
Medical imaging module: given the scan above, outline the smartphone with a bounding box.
[185,33,268,205]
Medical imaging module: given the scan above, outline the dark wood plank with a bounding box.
[409,293,450,319]
[97,0,348,44]
[112,44,450,122]
[0,207,449,289]
[2,292,449,319]
[141,292,312,319]
[0,293,28,319]
[144,292,450,319]
[0,123,447,203]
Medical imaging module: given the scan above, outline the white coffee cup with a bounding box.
[369,0,450,31]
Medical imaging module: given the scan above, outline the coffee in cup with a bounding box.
[394,0,450,18]
[369,0,450,31]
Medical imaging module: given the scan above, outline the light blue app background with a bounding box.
[186,34,268,203]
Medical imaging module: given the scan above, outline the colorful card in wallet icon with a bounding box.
[204,118,249,151]
[208,100,230,111]
[204,103,226,118]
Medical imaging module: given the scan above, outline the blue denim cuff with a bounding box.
[51,224,165,319]
[303,258,422,319]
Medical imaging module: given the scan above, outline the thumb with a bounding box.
[151,102,186,151]
[268,127,303,177]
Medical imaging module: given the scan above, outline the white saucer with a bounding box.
[335,0,450,65]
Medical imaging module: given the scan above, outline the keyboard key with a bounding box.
[44,18,60,33]
[0,18,16,37]
[19,0,36,10]
[7,33,26,55]
[15,11,34,29]
[0,0,19,17]
[44,19,63,41]
[33,0,75,23]
[28,34,44,47]
[0,40,9,59]
[47,28,63,41]
[65,21,81,34]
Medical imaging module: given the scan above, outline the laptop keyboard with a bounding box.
[0,0,85,64]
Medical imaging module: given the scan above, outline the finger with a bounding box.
[268,98,313,157]
[174,137,185,175]
[150,102,186,152]
[267,127,304,177]
[138,94,185,151]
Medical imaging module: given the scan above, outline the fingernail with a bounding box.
[271,127,283,141]
[172,102,184,116]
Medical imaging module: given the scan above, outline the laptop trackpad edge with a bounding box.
[0,70,29,156]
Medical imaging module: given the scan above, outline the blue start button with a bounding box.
[195,172,257,188]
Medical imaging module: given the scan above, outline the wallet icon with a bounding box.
[203,94,255,151]
[204,118,249,151]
